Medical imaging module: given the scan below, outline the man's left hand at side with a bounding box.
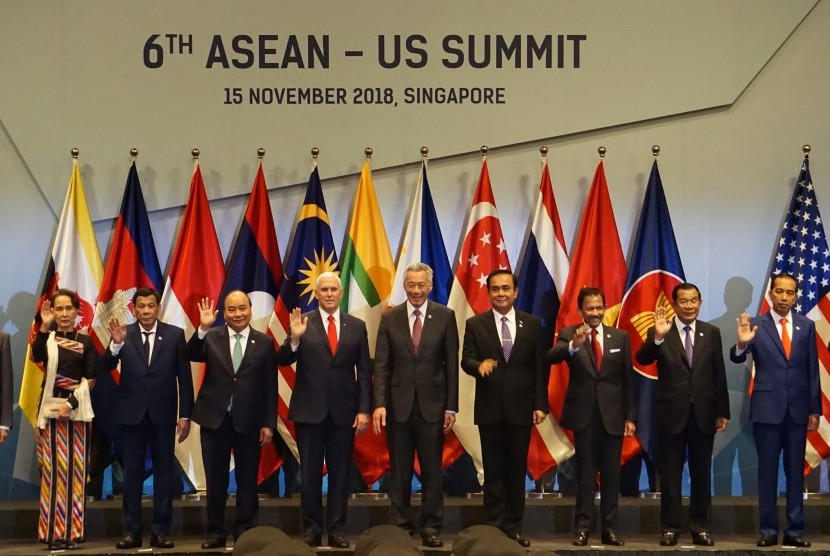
[443,412,456,433]
[176,418,191,443]
[259,427,273,445]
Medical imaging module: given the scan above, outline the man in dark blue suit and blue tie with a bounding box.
[103,287,193,550]
[731,273,820,548]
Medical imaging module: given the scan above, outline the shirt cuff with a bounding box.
[110,340,124,355]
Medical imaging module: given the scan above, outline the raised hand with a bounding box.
[571,324,590,348]
[197,298,217,331]
[653,306,671,340]
[39,299,55,331]
[736,312,757,349]
[288,307,308,344]
[107,317,127,344]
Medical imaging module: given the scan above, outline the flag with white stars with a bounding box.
[761,155,830,470]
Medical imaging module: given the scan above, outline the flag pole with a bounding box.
[257,147,265,160]
[130,147,138,162]
[540,145,548,172]
[804,144,811,159]
[652,144,660,159]
[420,145,428,161]
[365,146,373,161]
[480,145,488,162]
[598,145,606,158]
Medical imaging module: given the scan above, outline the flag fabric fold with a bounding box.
[161,164,226,490]
[616,159,685,462]
[447,159,511,481]
[339,159,395,486]
[516,157,575,478]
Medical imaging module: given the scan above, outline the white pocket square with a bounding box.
[609,348,621,353]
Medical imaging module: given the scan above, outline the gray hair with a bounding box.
[315,271,342,289]
[404,262,433,285]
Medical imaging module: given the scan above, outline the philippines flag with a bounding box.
[268,165,339,472]
[516,155,575,478]
[161,163,226,490]
[616,159,685,461]
[447,157,511,480]
[218,162,285,483]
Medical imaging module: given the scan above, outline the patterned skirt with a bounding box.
[35,419,89,543]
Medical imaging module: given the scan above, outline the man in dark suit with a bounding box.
[103,287,193,550]
[636,283,729,547]
[373,262,458,548]
[0,330,12,445]
[548,287,636,547]
[282,272,372,549]
[731,273,820,548]
[189,290,277,549]
[461,269,548,548]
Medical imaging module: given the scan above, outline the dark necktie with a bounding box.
[684,325,694,366]
[232,333,243,373]
[412,308,422,354]
[780,318,791,359]
[142,331,152,365]
[591,328,603,370]
[501,316,513,362]
[327,315,338,354]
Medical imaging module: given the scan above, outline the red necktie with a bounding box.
[412,309,422,354]
[780,318,791,359]
[591,328,603,370]
[327,315,338,354]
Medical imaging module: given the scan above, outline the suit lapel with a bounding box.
[483,313,504,363]
[666,323,691,370]
[395,304,417,358]
[760,313,787,359]
[127,324,148,369]
[216,327,235,376]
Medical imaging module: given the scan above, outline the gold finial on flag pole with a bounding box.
[311,147,320,159]
[130,148,139,162]
[71,148,79,159]
[191,148,200,161]
[365,147,373,160]
[598,146,606,158]
[803,144,811,159]
[257,148,265,160]
[540,146,548,158]
[652,145,660,158]
[420,146,429,160]
[480,145,488,160]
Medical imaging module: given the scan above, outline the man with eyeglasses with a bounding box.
[636,283,729,547]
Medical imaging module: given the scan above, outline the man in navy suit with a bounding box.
[731,273,820,548]
[461,270,548,548]
[636,283,729,547]
[189,290,278,549]
[103,287,193,550]
[282,272,372,549]
[548,287,636,547]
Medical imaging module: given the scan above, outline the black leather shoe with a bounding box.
[201,537,226,550]
[602,530,625,546]
[421,534,443,548]
[782,535,811,548]
[328,534,350,548]
[757,534,777,547]
[64,541,79,550]
[116,534,142,549]
[151,535,175,549]
[659,531,677,546]
[692,531,714,546]
[507,533,530,547]
[303,533,321,547]
[573,531,589,546]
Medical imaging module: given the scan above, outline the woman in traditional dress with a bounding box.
[33,288,96,550]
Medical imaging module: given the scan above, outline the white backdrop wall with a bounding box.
[0,0,828,499]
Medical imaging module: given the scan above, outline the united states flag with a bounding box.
[761,154,830,471]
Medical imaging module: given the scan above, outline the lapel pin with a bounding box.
[251,339,256,344]
[518,320,523,328]
[795,326,801,331]
[428,314,432,319]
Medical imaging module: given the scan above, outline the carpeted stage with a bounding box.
[2,495,830,555]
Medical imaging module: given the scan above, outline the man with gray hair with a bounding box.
[373,262,459,548]
[283,271,372,549]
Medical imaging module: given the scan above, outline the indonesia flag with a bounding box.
[516,153,575,478]
[89,159,165,447]
[390,157,465,468]
[217,161,285,483]
[447,156,511,481]
[161,162,226,490]
[616,158,685,462]
[550,159,627,429]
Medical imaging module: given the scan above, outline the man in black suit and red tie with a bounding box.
[731,273,820,548]
[548,287,636,547]
[373,262,459,548]
[282,272,372,549]
[103,287,193,550]
[461,269,548,548]
[189,290,277,549]
[636,283,729,547]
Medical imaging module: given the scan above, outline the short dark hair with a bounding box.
[486,269,518,289]
[770,273,799,293]
[672,283,701,303]
[133,287,160,304]
[577,287,605,309]
[49,288,80,309]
